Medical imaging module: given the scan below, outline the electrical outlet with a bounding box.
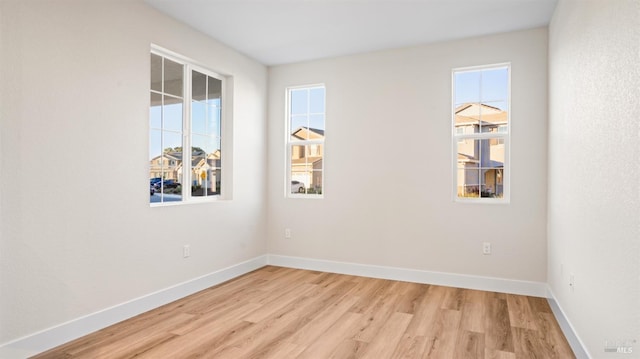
[183,245,190,258]
[483,242,491,255]
[285,228,291,239]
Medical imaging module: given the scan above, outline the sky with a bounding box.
[454,66,509,112]
[289,86,325,137]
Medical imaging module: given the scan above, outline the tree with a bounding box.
[164,146,205,154]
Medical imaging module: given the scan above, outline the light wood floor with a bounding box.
[33,266,575,358]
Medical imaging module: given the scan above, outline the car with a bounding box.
[151,179,180,190]
[291,181,305,193]
[162,179,180,189]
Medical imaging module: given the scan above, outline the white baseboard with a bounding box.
[546,288,591,359]
[267,254,549,297]
[0,255,268,359]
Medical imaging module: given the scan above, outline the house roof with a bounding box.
[291,127,325,140]
[455,103,508,126]
[150,151,182,162]
[458,153,477,162]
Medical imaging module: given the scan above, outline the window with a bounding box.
[452,64,509,201]
[286,85,325,197]
[149,47,225,205]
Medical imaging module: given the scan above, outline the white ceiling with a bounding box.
[145,0,558,66]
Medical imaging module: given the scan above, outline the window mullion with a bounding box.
[183,64,191,201]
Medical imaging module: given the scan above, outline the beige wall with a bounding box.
[548,0,640,356]
[267,28,549,282]
[0,0,267,344]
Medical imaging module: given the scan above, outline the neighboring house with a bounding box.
[149,151,182,182]
[150,149,221,194]
[291,127,324,192]
[192,150,221,193]
[455,103,506,197]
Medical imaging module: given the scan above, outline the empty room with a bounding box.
[0,0,638,358]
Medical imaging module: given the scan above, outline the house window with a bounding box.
[149,47,226,205]
[287,85,325,197]
[452,64,509,201]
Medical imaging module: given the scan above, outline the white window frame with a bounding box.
[451,63,510,204]
[285,84,325,199]
[150,45,230,206]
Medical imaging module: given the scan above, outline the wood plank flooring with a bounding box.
[32,266,575,359]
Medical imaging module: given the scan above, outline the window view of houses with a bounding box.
[288,86,325,196]
[455,103,506,198]
[150,51,223,204]
[290,127,323,194]
[453,66,509,199]
[149,147,221,201]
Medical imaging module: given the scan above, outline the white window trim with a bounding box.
[150,45,231,206]
[451,63,511,204]
[285,84,325,199]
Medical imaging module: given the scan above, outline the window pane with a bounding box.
[207,77,222,106]
[158,150,182,202]
[192,72,223,199]
[457,138,477,166]
[457,168,480,198]
[192,70,206,101]
[308,146,323,195]
[457,139,505,199]
[192,101,206,135]
[290,116,308,140]
[481,168,504,198]
[149,129,162,204]
[457,139,503,199]
[481,101,509,128]
[481,67,508,102]
[207,105,221,137]
[290,144,322,196]
[478,139,505,168]
[291,144,306,162]
[290,89,308,114]
[150,92,162,129]
[454,71,480,104]
[211,146,221,195]
[290,144,307,193]
[309,87,325,113]
[150,129,162,160]
[309,114,325,133]
[191,136,220,197]
[163,131,182,155]
[191,134,216,155]
[458,139,505,169]
[164,58,183,97]
[150,54,162,92]
[164,96,182,132]
[454,103,480,134]
[310,170,323,194]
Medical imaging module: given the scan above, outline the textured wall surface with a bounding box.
[0,0,267,344]
[548,0,640,357]
[267,28,549,283]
